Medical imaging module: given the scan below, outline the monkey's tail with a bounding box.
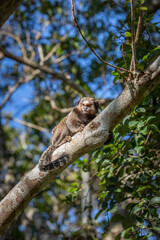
[38,154,70,172]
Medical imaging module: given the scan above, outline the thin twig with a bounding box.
[52,53,71,64]
[111,55,128,82]
[121,40,127,68]
[130,0,136,72]
[135,10,143,50]
[13,118,50,133]
[38,44,44,65]
[34,21,50,40]
[44,96,73,113]
[71,0,131,74]
[44,34,68,62]
[0,30,27,57]
[0,70,40,109]
[110,0,124,9]
[0,46,89,96]
[144,130,152,145]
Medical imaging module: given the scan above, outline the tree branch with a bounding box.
[0,30,27,57]
[44,96,73,114]
[135,11,143,50]
[0,55,160,233]
[12,118,49,133]
[0,46,89,96]
[71,0,132,74]
[130,0,136,72]
[0,70,40,109]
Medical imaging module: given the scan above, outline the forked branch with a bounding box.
[71,0,132,74]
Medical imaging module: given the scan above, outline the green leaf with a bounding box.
[152,46,160,51]
[132,205,142,214]
[151,226,160,232]
[137,185,151,192]
[149,196,160,205]
[140,126,148,135]
[136,107,146,113]
[135,146,143,154]
[146,116,155,122]
[94,209,104,220]
[140,6,147,10]
[121,227,132,238]
[137,121,145,128]
[137,223,146,228]
[125,31,132,37]
[150,124,160,133]
[111,71,120,76]
[109,205,118,213]
[129,120,139,127]
[142,54,149,61]
[140,0,145,4]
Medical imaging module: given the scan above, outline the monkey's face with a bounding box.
[78,97,99,116]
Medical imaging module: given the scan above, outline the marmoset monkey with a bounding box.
[39,97,100,171]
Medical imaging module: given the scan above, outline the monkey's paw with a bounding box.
[78,124,85,132]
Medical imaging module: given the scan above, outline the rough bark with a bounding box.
[0,55,160,234]
[0,0,22,27]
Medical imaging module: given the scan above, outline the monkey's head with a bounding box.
[77,97,100,116]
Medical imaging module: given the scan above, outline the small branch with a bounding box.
[34,21,50,40]
[12,118,49,133]
[144,130,152,145]
[121,41,127,68]
[0,46,89,96]
[111,55,128,82]
[44,96,73,114]
[52,52,71,64]
[110,0,124,9]
[0,30,27,57]
[130,0,136,72]
[0,70,40,109]
[38,44,44,65]
[44,34,68,62]
[135,11,143,50]
[71,0,131,74]
[45,96,113,114]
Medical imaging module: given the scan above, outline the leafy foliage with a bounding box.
[93,90,160,238]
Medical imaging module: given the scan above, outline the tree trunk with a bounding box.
[0,0,23,27]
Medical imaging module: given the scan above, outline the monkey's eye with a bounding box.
[83,103,91,107]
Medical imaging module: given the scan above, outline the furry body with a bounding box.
[39,97,100,171]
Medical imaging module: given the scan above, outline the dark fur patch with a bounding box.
[89,121,101,130]
[39,154,70,172]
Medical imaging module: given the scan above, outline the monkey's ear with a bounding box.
[77,98,82,105]
[94,100,102,111]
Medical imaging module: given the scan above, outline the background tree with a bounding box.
[0,0,160,239]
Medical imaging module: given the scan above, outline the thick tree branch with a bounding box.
[0,46,89,97]
[0,55,160,233]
